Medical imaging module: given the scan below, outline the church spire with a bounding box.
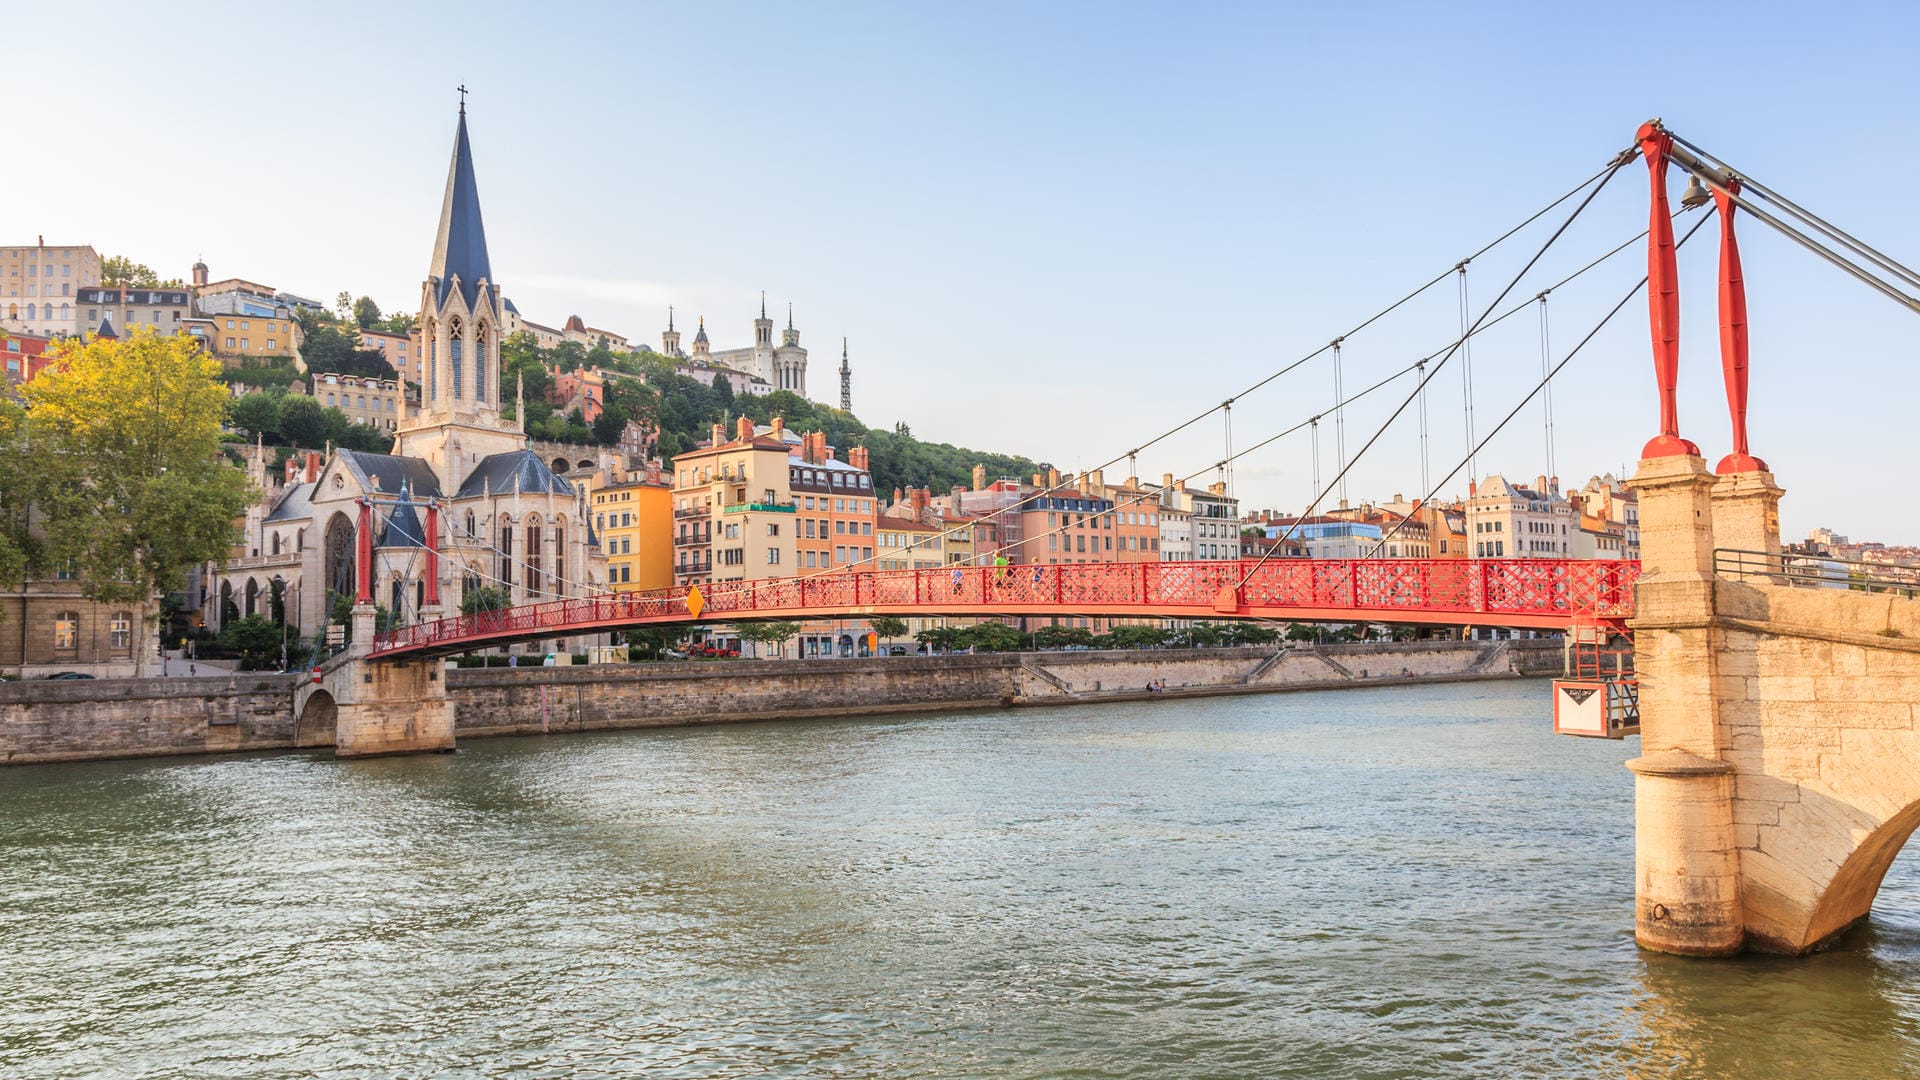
[428,103,492,310]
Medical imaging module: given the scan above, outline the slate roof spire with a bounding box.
[428,103,492,310]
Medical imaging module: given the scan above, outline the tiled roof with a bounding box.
[455,449,574,499]
[336,449,442,499]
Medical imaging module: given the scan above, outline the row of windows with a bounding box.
[803,518,872,538]
[223,319,285,333]
[8,283,73,297]
[877,532,940,549]
[324,393,394,411]
[51,611,134,652]
[789,467,873,491]
[13,263,75,277]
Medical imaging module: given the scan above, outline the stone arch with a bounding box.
[552,457,569,474]
[218,580,234,630]
[295,689,337,748]
[243,578,259,618]
[322,512,357,606]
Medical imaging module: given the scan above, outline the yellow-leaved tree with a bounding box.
[24,328,255,672]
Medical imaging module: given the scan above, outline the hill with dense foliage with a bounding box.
[500,333,1042,495]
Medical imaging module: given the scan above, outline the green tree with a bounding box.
[1106,624,1171,649]
[352,296,382,329]
[220,614,285,669]
[335,292,354,321]
[736,620,800,658]
[1032,624,1093,650]
[24,329,255,672]
[0,398,35,589]
[914,626,965,653]
[226,389,284,439]
[624,626,681,660]
[461,585,510,614]
[960,622,1023,652]
[277,394,328,448]
[869,616,908,648]
[100,255,161,287]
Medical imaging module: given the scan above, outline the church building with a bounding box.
[203,104,603,644]
[660,296,810,396]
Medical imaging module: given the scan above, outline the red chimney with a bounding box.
[305,451,321,483]
[736,416,754,442]
[848,445,869,472]
[710,422,726,446]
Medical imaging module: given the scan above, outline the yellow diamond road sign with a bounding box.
[686,585,705,621]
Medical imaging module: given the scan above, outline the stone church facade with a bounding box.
[204,105,604,647]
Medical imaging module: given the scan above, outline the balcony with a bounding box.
[722,501,796,514]
[673,531,711,548]
[673,506,710,519]
[675,560,712,576]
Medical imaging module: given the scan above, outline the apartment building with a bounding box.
[0,240,100,338]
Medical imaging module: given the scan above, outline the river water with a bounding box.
[4,679,1918,1078]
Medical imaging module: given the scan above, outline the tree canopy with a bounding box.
[21,329,256,611]
[100,255,179,288]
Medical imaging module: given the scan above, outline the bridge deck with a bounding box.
[369,558,1639,659]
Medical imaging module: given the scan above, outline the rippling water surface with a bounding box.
[5,679,1920,1077]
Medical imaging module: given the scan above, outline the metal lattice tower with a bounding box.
[839,337,852,412]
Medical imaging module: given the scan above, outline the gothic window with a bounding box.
[465,510,476,540]
[553,525,564,594]
[526,520,543,595]
[450,318,464,400]
[426,319,438,401]
[323,514,357,604]
[474,323,489,403]
[270,533,281,556]
[498,521,514,593]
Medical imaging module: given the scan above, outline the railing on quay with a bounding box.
[371,557,1642,657]
[1715,548,1920,597]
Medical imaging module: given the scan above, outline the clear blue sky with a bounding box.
[16,2,1918,538]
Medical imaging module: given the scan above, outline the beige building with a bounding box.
[1467,474,1572,558]
[77,287,192,339]
[1,239,101,338]
[361,327,422,382]
[313,372,406,430]
[671,417,797,587]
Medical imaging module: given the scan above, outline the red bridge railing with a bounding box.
[369,557,1640,657]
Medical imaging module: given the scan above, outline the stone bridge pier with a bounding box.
[294,604,453,758]
[1630,455,1920,955]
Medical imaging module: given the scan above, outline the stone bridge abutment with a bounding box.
[1630,454,1920,955]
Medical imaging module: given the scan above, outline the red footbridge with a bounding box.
[368,557,1640,659]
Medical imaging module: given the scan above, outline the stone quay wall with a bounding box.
[0,673,302,765]
[2,639,1564,764]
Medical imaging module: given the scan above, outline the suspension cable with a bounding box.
[1332,338,1348,510]
[1364,211,1717,559]
[1538,292,1556,481]
[1666,130,1920,291]
[1457,263,1477,486]
[1236,155,1631,587]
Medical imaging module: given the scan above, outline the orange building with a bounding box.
[588,459,673,590]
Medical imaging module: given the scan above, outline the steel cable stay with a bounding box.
[1664,128,1920,294]
[1235,155,1633,588]
[1457,262,1477,486]
[1538,292,1557,482]
[773,157,1638,584]
[1363,211,1717,559]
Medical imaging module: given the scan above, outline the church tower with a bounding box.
[662,306,681,356]
[394,100,527,489]
[772,301,807,395]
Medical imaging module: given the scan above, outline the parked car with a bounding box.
[46,671,96,680]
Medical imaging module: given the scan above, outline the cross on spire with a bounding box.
[457,84,468,114]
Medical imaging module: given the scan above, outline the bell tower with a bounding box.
[394,97,526,488]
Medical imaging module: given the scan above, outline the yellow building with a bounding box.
[670,416,796,587]
[589,461,673,590]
